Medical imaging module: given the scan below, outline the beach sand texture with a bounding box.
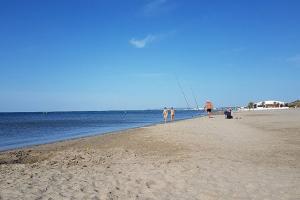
[0,109,299,199]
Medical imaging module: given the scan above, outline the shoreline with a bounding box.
[1,109,299,199]
[0,114,205,153]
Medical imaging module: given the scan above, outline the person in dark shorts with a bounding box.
[204,101,213,118]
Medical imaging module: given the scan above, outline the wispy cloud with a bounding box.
[129,34,156,48]
[129,31,176,48]
[142,0,176,16]
[287,54,300,63]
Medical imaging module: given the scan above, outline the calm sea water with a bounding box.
[0,110,204,151]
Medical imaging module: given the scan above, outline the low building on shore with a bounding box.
[239,100,289,111]
[254,100,286,109]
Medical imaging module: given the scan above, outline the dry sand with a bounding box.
[0,109,299,199]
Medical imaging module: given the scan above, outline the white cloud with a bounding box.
[129,30,176,48]
[129,34,156,48]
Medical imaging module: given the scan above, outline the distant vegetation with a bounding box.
[288,100,300,108]
[247,102,254,109]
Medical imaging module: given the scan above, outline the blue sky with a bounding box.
[0,0,299,111]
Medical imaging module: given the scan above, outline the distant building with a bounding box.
[254,100,285,108]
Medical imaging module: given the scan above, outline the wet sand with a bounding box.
[0,109,299,199]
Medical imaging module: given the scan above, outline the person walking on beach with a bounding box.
[204,100,213,118]
[163,107,169,123]
[170,107,175,121]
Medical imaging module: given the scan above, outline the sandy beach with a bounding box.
[0,109,299,199]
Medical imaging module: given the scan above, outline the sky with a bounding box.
[0,0,300,112]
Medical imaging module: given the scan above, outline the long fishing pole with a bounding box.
[176,77,191,109]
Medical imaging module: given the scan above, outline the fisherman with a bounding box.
[224,108,233,119]
[204,100,213,118]
[170,107,175,121]
[163,107,169,123]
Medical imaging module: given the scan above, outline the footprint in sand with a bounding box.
[135,179,141,184]
[145,180,156,189]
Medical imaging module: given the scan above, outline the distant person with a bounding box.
[170,107,175,121]
[224,108,233,119]
[163,107,169,123]
[204,101,213,118]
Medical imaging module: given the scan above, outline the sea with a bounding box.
[0,110,205,151]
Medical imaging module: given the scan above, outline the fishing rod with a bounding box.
[176,77,191,109]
